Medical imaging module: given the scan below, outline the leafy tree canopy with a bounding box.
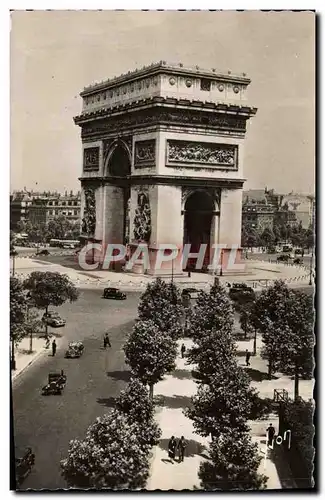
[23,271,79,310]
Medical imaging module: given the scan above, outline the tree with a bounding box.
[256,281,314,395]
[46,215,71,241]
[187,283,234,342]
[184,362,257,439]
[115,378,161,447]
[229,285,256,339]
[187,328,237,384]
[24,308,43,353]
[23,272,79,337]
[259,227,275,250]
[198,429,267,491]
[138,279,184,339]
[61,410,150,489]
[10,277,28,369]
[123,319,178,399]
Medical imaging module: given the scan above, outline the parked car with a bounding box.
[36,249,50,256]
[103,288,126,300]
[42,311,66,327]
[229,283,255,302]
[293,257,303,265]
[277,254,292,263]
[182,287,200,299]
[15,447,35,487]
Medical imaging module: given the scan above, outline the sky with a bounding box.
[10,10,315,194]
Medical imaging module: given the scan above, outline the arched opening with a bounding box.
[183,190,214,271]
[107,144,131,178]
[106,144,131,250]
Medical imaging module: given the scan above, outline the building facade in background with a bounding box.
[74,61,257,274]
[10,190,81,229]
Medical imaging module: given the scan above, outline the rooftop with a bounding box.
[81,61,251,95]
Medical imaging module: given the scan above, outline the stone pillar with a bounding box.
[219,188,243,273]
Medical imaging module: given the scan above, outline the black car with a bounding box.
[229,283,255,302]
[15,447,35,487]
[277,254,291,262]
[36,249,50,256]
[103,287,126,300]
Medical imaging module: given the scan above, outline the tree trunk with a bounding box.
[27,307,33,353]
[294,366,299,401]
[45,305,48,339]
[268,358,273,379]
[253,328,257,356]
[149,384,154,400]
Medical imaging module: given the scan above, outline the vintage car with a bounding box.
[43,311,66,328]
[36,248,50,256]
[15,447,35,487]
[229,283,255,302]
[65,341,84,358]
[277,254,292,263]
[41,371,67,395]
[103,287,126,300]
[293,257,303,265]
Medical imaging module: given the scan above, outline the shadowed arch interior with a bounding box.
[107,144,131,177]
[184,190,214,271]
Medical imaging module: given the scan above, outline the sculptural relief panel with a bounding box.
[83,147,100,171]
[134,140,156,169]
[166,140,238,170]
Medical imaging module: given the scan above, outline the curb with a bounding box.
[12,347,46,383]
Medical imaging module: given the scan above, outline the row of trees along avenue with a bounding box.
[10,272,79,370]
[61,279,183,489]
[184,282,268,490]
[14,216,80,243]
[241,220,314,253]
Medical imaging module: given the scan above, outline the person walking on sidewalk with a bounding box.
[245,349,251,366]
[177,436,187,462]
[52,339,57,357]
[103,333,111,349]
[168,436,177,463]
[266,423,276,447]
[181,343,186,358]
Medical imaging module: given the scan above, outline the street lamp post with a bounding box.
[219,249,223,277]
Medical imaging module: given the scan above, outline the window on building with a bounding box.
[200,79,211,91]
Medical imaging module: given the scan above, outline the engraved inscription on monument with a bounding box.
[134,140,156,168]
[83,147,100,171]
[166,140,238,169]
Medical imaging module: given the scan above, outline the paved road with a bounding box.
[245,251,313,268]
[12,289,141,490]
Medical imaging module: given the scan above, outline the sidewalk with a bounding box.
[147,339,283,491]
[11,335,48,381]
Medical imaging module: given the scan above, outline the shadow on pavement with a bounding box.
[106,370,131,382]
[154,394,193,410]
[96,396,116,408]
[158,438,207,458]
[243,367,278,382]
[268,446,297,489]
[172,369,193,380]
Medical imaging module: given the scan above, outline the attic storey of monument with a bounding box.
[74,61,257,276]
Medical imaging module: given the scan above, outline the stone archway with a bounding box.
[104,142,131,252]
[183,190,215,271]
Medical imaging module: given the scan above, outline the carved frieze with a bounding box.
[81,109,247,139]
[81,188,96,236]
[167,140,238,169]
[134,140,156,168]
[83,147,99,170]
[133,192,151,242]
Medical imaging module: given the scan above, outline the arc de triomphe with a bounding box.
[74,61,257,275]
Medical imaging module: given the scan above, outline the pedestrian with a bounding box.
[104,333,111,349]
[168,436,177,463]
[181,343,186,358]
[177,436,187,462]
[245,349,251,366]
[266,423,276,447]
[52,339,57,357]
